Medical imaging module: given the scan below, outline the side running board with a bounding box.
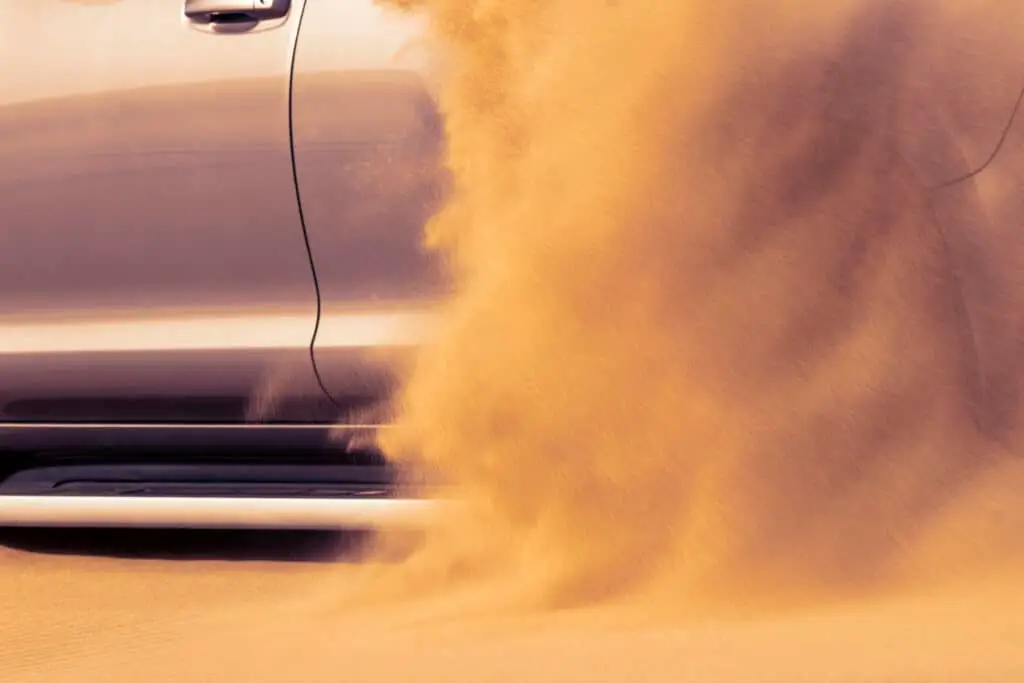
[0,495,443,530]
[0,461,448,530]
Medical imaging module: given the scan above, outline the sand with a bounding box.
[373,0,1024,608]
[1,530,1024,683]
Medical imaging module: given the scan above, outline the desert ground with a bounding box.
[0,524,1023,683]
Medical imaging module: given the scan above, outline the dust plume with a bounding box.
[373,0,1024,610]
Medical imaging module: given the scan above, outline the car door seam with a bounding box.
[288,0,341,414]
[936,80,1024,189]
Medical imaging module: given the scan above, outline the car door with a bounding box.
[291,0,446,418]
[0,0,328,425]
[894,3,1024,441]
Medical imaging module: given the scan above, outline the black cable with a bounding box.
[287,0,342,414]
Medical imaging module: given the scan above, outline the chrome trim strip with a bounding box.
[0,495,443,529]
[0,423,382,451]
[0,423,387,430]
[0,310,435,355]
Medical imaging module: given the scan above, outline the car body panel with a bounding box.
[893,4,1024,187]
[0,0,436,528]
[6,1,1024,531]
[291,0,447,403]
[928,97,1024,440]
[0,0,323,426]
[891,5,1024,440]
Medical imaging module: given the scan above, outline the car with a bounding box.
[0,0,448,530]
[4,1,1024,533]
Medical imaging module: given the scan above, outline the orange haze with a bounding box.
[368,0,1024,614]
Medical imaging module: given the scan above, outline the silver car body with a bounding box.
[0,0,446,528]
[1,1,1023,528]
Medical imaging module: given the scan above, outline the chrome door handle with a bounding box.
[184,0,290,23]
